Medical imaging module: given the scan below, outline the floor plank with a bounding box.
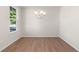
[2,37,77,52]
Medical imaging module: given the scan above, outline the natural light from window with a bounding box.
[10,6,16,32]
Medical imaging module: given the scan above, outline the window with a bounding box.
[10,6,16,32]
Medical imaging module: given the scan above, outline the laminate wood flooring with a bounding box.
[2,37,77,52]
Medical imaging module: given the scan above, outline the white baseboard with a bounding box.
[23,36,58,37]
[0,37,21,52]
[58,35,79,52]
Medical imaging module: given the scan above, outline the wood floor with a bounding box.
[2,37,77,52]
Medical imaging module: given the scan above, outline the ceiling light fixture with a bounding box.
[34,10,46,18]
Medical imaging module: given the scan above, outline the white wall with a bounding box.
[22,6,60,37]
[0,6,22,51]
[59,6,79,51]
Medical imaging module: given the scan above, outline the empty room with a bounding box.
[0,6,79,52]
